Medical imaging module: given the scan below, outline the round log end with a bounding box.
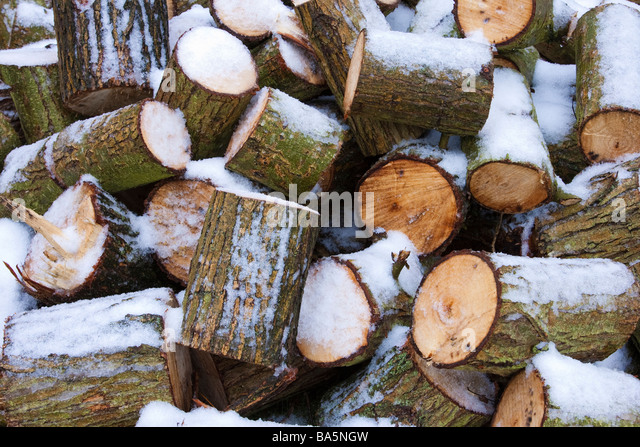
[454,0,534,46]
[491,368,547,427]
[140,100,192,172]
[579,109,640,163]
[412,252,499,367]
[65,85,153,117]
[224,86,271,162]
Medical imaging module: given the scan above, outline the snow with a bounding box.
[184,157,266,193]
[409,0,458,37]
[14,1,54,30]
[0,138,48,194]
[0,38,57,66]
[385,2,415,32]
[168,5,216,53]
[211,0,292,36]
[140,101,192,170]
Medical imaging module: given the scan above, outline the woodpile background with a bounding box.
[1,0,640,428]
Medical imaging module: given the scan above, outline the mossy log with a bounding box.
[0,288,192,427]
[52,0,169,116]
[5,177,163,305]
[181,188,319,368]
[0,0,54,50]
[225,86,346,197]
[574,3,640,164]
[0,110,19,163]
[48,99,191,193]
[0,41,80,144]
[294,0,424,157]
[155,26,258,160]
[411,251,640,376]
[494,46,539,87]
[343,29,493,136]
[316,325,498,427]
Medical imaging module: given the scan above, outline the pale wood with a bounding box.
[455,0,534,46]
[491,368,547,427]
[580,110,640,163]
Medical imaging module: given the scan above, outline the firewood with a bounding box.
[574,3,640,164]
[376,0,400,15]
[4,176,163,305]
[181,188,319,368]
[0,288,192,427]
[356,138,468,256]
[493,46,539,87]
[316,325,498,427]
[0,40,80,144]
[47,99,191,193]
[411,251,640,376]
[293,0,425,157]
[251,34,327,102]
[0,0,54,50]
[156,26,259,161]
[52,0,169,116]
[461,66,556,214]
[0,111,19,163]
[225,86,347,196]
[491,344,640,427]
[296,232,423,367]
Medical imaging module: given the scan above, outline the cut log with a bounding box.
[0,110,19,164]
[52,0,169,116]
[294,0,425,157]
[6,176,163,305]
[181,188,319,368]
[494,46,539,87]
[408,0,460,37]
[356,138,468,256]
[316,325,498,427]
[155,26,258,160]
[461,66,556,214]
[47,99,191,193]
[0,40,80,144]
[251,34,327,102]
[343,29,493,136]
[411,251,640,376]
[225,86,346,197]
[574,3,640,164]
[491,344,640,427]
[0,0,54,50]
[0,288,192,427]
[296,231,424,367]
[376,0,400,15]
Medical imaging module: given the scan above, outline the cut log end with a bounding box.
[412,252,499,367]
[469,162,551,214]
[579,110,640,163]
[277,35,325,86]
[224,87,271,162]
[455,0,534,46]
[65,85,153,117]
[491,368,546,427]
[140,100,192,171]
[343,30,365,121]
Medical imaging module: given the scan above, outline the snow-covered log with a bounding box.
[0,288,192,427]
[408,0,460,37]
[411,251,640,376]
[574,3,640,164]
[52,0,169,116]
[493,46,539,87]
[155,26,258,160]
[0,0,55,50]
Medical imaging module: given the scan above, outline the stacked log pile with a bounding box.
[1,0,640,428]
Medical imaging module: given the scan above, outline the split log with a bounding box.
[181,188,319,368]
[155,26,258,160]
[294,0,425,157]
[356,138,468,256]
[0,288,193,427]
[0,40,80,144]
[47,99,191,193]
[491,344,640,427]
[224,86,347,196]
[408,0,460,37]
[0,111,19,163]
[251,34,327,102]
[0,135,63,218]
[296,231,424,367]
[411,251,640,376]
[0,0,54,50]
[461,66,556,214]
[52,0,169,116]
[316,325,498,427]
[574,3,640,164]
[5,176,163,305]
[343,29,493,135]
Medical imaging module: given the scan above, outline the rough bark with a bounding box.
[0,0,54,50]
[52,0,169,116]
[0,110,19,163]
[494,46,539,87]
[181,188,319,368]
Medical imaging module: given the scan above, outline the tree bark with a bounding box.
[0,0,54,50]
[0,110,20,164]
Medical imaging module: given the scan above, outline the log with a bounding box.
[155,26,258,160]
[224,86,347,197]
[0,288,193,427]
[52,0,169,116]
[461,66,556,214]
[408,0,461,37]
[251,34,327,102]
[181,188,319,368]
[0,109,19,164]
[5,176,163,305]
[47,99,191,193]
[0,40,80,144]
[376,0,400,15]
[316,325,498,427]
[0,0,54,50]
[356,138,469,256]
[296,231,424,367]
[343,29,493,136]
[574,3,640,164]
[293,0,425,157]
[411,251,640,376]
[494,46,539,87]
[491,343,640,427]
